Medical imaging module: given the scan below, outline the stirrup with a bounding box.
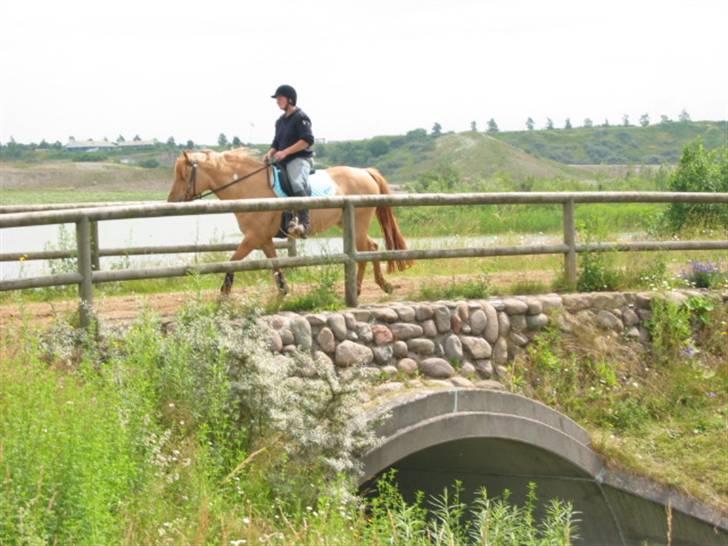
[287,217,308,239]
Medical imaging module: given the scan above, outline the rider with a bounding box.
[264,84,314,237]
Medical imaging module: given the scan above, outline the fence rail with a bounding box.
[2,191,727,327]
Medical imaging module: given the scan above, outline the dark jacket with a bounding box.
[272,108,314,163]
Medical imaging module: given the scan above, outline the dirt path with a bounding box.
[0,271,556,328]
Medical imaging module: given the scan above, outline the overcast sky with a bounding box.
[1,0,726,145]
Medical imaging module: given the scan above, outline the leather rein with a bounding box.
[185,161,270,201]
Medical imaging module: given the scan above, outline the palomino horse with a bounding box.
[166,148,412,296]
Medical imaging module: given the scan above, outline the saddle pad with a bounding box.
[270,167,337,198]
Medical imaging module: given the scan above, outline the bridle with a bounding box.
[184,160,271,201]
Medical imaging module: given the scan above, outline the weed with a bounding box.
[418,273,491,301]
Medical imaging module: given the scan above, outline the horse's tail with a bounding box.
[366,168,413,273]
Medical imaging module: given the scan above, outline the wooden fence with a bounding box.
[1,192,727,327]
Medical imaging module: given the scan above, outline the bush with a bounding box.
[139,158,160,168]
[663,140,728,231]
[72,152,109,162]
[680,260,724,289]
[0,303,374,543]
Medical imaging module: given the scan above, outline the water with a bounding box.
[0,213,642,280]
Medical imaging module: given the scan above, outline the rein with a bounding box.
[186,162,270,201]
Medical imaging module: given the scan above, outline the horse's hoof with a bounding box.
[384,283,394,294]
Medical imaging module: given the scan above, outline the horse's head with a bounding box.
[167,151,211,202]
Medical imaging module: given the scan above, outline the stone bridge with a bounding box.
[262,290,728,545]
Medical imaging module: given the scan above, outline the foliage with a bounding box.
[139,158,160,168]
[418,273,491,301]
[44,224,77,276]
[576,221,619,292]
[681,260,725,289]
[662,139,728,231]
[273,262,343,313]
[648,297,693,366]
[510,297,728,507]
[72,152,110,162]
[0,302,374,544]
[495,120,727,165]
[365,473,578,545]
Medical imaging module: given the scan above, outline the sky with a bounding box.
[1,0,726,145]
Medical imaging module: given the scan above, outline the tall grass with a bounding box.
[510,294,728,508]
[0,300,584,544]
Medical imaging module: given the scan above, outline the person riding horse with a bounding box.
[263,84,314,238]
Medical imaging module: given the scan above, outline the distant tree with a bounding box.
[232,136,242,147]
[583,118,593,128]
[116,135,125,143]
[218,133,228,147]
[486,118,499,133]
[602,118,610,127]
[679,108,691,122]
[68,136,76,142]
[639,114,650,127]
[186,139,194,149]
[133,134,141,141]
[545,118,554,130]
[103,136,109,142]
[660,115,671,124]
[622,114,630,127]
[470,121,477,132]
[53,141,62,149]
[166,136,176,147]
[37,139,49,149]
[526,117,535,131]
[564,118,572,129]
[406,128,428,140]
[431,122,442,137]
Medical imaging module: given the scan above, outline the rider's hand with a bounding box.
[273,150,288,162]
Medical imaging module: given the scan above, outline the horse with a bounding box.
[166,148,412,296]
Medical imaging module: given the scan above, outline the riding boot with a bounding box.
[298,209,311,237]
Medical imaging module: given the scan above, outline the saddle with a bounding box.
[270,163,320,239]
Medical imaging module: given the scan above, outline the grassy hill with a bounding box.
[318,131,591,184]
[316,121,725,184]
[2,120,725,202]
[493,120,727,165]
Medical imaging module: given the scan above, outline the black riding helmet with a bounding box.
[271,84,297,105]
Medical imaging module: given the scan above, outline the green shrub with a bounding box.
[577,250,619,292]
[648,297,693,366]
[663,140,728,231]
[139,158,160,168]
[71,152,108,162]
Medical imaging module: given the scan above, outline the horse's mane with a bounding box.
[182,147,263,169]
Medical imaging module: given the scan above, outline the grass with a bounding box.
[0,300,580,545]
[0,189,166,205]
[508,294,728,510]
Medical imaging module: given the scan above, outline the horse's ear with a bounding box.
[183,151,190,164]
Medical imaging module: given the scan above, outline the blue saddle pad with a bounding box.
[271,167,337,198]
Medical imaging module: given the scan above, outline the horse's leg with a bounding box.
[367,236,394,294]
[355,229,372,296]
[221,237,257,295]
[260,241,288,296]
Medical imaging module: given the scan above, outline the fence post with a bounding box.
[75,216,94,328]
[90,221,101,271]
[563,198,577,286]
[342,201,358,307]
[287,237,297,257]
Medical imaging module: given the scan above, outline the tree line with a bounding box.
[454,108,692,135]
